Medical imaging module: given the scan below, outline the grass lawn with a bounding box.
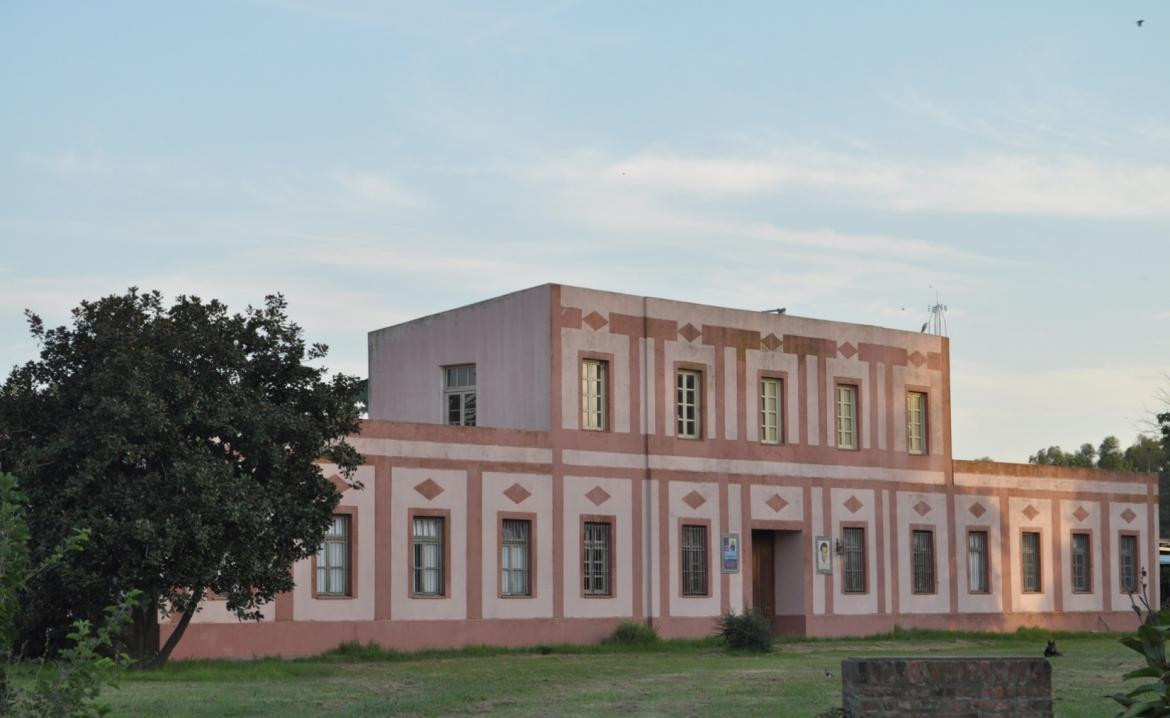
[101,631,1135,717]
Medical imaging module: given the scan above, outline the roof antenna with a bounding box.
[922,287,947,336]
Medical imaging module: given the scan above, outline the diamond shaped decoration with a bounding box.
[909,351,926,368]
[1072,506,1089,522]
[839,342,857,359]
[1121,508,1137,524]
[414,478,444,501]
[913,500,932,517]
[844,495,863,514]
[761,333,781,351]
[968,502,987,519]
[327,474,351,493]
[583,311,608,331]
[585,486,611,506]
[682,490,706,509]
[503,482,531,505]
[765,493,789,513]
[678,323,701,343]
[1022,504,1040,521]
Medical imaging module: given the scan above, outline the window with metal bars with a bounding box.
[501,519,531,596]
[1120,534,1138,593]
[1021,531,1041,593]
[583,521,612,596]
[760,377,782,444]
[581,359,608,431]
[676,370,701,438]
[315,515,350,596]
[443,364,476,426]
[681,524,708,596]
[911,530,935,594]
[842,526,866,593]
[836,384,857,449]
[412,516,444,596]
[967,530,989,594]
[907,391,926,455]
[1071,533,1090,593]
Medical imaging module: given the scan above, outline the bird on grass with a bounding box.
[824,669,834,679]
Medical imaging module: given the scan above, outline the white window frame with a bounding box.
[760,377,782,445]
[315,514,350,597]
[442,364,476,427]
[581,359,608,431]
[412,516,445,596]
[501,519,531,597]
[836,384,858,450]
[583,521,612,597]
[676,369,702,439]
[907,391,927,455]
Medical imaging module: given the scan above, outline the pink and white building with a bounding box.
[169,284,1159,658]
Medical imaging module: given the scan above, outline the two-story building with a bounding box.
[167,284,1158,658]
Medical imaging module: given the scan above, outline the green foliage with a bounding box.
[1,472,138,717]
[1109,570,1170,717]
[0,290,363,666]
[716,610,774,653]
[1029,435,1167,473]
[605,621,660,646]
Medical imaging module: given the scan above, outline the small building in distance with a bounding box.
[168,284,1158,658]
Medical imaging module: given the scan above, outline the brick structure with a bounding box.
[841,657,1052,717]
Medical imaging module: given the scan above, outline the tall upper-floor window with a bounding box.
[581,359,608,431]
[676,370,702,439]
[1021,531,1042,593]
[1120,534,1138,593]
[315,514,351,597]
[1071,532,1091,593]
[967,530,989,594]
[842,526,866,593]
[760,377,782,444]
[906,391,927,455]
[836,384,858,450]
[443,364,476,426]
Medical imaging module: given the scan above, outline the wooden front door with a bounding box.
[751,530,775,618]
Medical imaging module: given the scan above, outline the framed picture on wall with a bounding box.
[815,536,832,574]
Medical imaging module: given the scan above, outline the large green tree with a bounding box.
[0,290,362,667]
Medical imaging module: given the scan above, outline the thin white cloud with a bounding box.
[332,170,425,210]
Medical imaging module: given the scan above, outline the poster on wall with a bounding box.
[815,536,832,574]
[720,533,739,573]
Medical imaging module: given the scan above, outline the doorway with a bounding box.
[751,529,805,635]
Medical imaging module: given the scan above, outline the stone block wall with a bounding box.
[841,657,1052,717]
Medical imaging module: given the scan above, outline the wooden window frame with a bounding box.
[910,526,937,595]
[905,388,928,455]
[408,509,451,598]
[840,523,868,594]
[498,512,536,599]
[965,527,991,595]
[674,365,704,440]
[579,353,612,432]
[1020,529,1043,594]
[580,515,616,598]
[311,507,358,599]
[679,519,712,598]
[759,373,785,445]
[835,382,860,450]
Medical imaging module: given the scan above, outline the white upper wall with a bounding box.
[368,285,552,431]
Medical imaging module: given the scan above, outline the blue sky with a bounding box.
[2,1,1168,462]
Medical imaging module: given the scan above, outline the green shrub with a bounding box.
[716,611,773,653]
[604,622,659,646]
[1109,569,1170,716]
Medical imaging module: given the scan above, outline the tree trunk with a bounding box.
[147,588,200,669]
[129,599,160,664]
